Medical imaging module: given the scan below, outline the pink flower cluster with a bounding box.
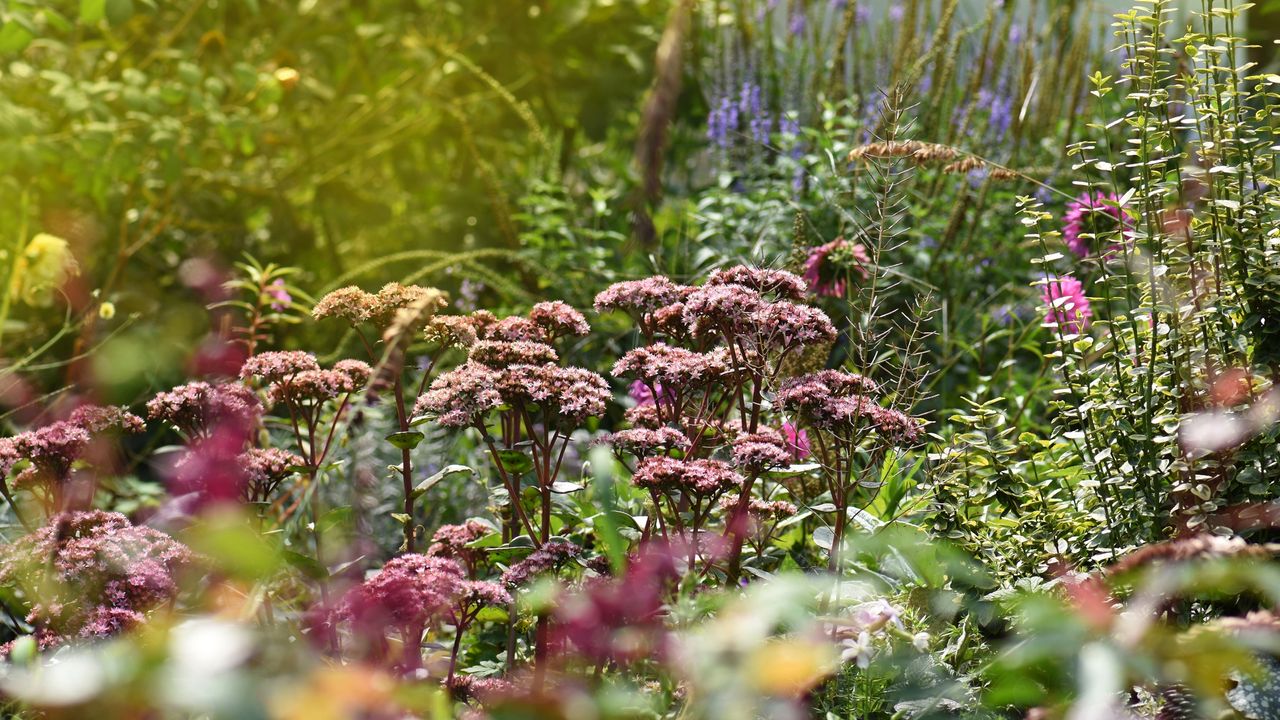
[501,539,581,587]
[631,457,744,497]
[730,430,793,473]
[778,370,923,442]
[1062,190,1130,258]
[240,447,305,502]
[1041,275,1093,334]
[147,381,261,437]
[312,282,446,328]
[0,511,193,649]
[6,404,145,491]
[803,238,871,297]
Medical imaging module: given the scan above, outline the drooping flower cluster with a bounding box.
[1041,275,1092,334]
[803,238,871,297]
[147,381,261,437]
[0,511,193,650]
[240,447,305,503]
[1062,190,1130,258]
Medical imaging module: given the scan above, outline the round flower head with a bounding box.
[10,421,92,488]
[632,457,743,496]
[731,431,793,473]
[415,361,503,427]
[0,439,17,479]
[241,447,305,501]
[372,283,447,328]
[528,301,590,339]
[873,407,925,445]
[468,340,559,369]
[803,238,871,297]
[502,539,581,587]
[682,283,764,337]
[427,520,494,569]
[148,382,261,437]
[651,302,691,341]
[425,315,481,348]
[705,266,807,301]
[240,351,321,383]
[718,496,798,522]
[495,364,610,424]
[776,370,879,416]
[332,359,373,388]
[1063,191,1130,258]
[1041,275,1092,334]
[340,554,465,635]
[312,286,378,325]
[488,316,549,344]
[747,302,837,351]
[0,510,193,648]
[609,427,690,459]
[594,276,686,316]
[611,343,727,388]
[68,404,145,435]
[270,369,358,403]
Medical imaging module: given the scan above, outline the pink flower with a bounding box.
[267,279,292,311]
[1041,275,1093,334]
[1062,191,1130,258]
[803,238,871,297]
[528,301,590,339]
[780,421,811,461]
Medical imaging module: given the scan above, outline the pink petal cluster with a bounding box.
[67,405,146,435]
[488,316,549,343]
[731,431,794,473]
[1063,191,1129,258]
[501,539,581,587]
[468,340,559,368]
[682,283,764,336]
[803,238,871,297]
[239,350,321,383]
[609,427,690,458]
[594,276,687,316]
[0,511,193,649]
[339,554,466,638]
[416,362,504,427]
[529,300,591,338]
[705,266,807,300]
[147,381,261,437]
[631,457,743,496]
[611,343,726,388]
[1041,275,1093,334]
[778,370,922,441]
[240,447,304,501]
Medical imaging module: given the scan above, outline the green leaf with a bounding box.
[412,464,474,498]
[385,431,424,450]
[813,526,834,551]
[0,22,34,54]
[283,550,327,580]
[496,450,534,476]
[80,0,107,24]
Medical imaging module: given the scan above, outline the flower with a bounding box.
[730,431,793,473]
[502,539,581,587]
[746,302,837,351]
[313,286,378,324]
[705,267,807,301]
[494,364,611,425]
[780,422,811,461]
[339,554,465,639]
[0,511,193,649]
[1062,191,1130,258]
[8,233,78,307]
[332,359,373,388]
[632,457,743,497]
[424,315,481,348]
[839,630,874,668]
[682,283,764,337]
[609,427,690,459]
[912,632,930,652]
[267,279,292,311]
[488,316,549,344]
[241,447,304,501]
[147,381,261,437]
[427,520,494,574]
[469,340,559,369]
[611,343,726,389]
[528,301,590,338]
[802,238,870,297]
[10,421,91,489]
[594,276,686,316]
[415,362,503,427]
[1041,275,1092,334]
[270,369,360,403]
[67,404,145,435]
[240,351,321,383]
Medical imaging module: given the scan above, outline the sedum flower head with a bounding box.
[415,362,503,427]
[594,276,687,316]
[632,457,743,496]
[529,301,590,338]
[147,381,260,437]
[705,266,808,301]
[502,539,581,587]
[469,340,559,369]
[240,351,321,383]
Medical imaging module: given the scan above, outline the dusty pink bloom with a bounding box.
[495,364,611,424]
[339,554,465,636]
[611,343,726,388]
[148,381,261,437]
[609,427,690,458]
[239,351,321,383]
[0,511,193,649]
[651,302,691,340]
[455,580,512,609]
[706,266,807,300]
[803,238,871,297]
[623,403,663,429]
[731,431,793,473]
[529,301,590,338]
[415,362,503,427]
[427,520,494,574]
[781,421,811,461]
[269,368,359,403]
[448,675,515,704]
[10,421,91,488]
[682,283,764,336]
[332,359,373,388]
[167,423,253,505]
[594,276,686,315]
[502,539,581,587]
[67,405,145,435]
[425,315,481,348]
[267,279,292,311]
[551,544,677,665]
[469,340,559,369]
[240,447,304,501]
[776,370,879,415]
[632,457,743,496]
[312,286,378,324]
[1063,191,1130,258]
[372,282,447,327]
[718,496,798,521]
[0,438,17,479]
[747,302,837,349]
[488,316,549,344]
[1041,275,1092,334]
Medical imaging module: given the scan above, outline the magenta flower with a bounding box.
[781,421,811,461]
[803,238,871,297]
[1041,275,1093,334]
[267,279,292,311]
[1062,191,1130,258]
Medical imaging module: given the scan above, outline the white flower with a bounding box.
[849,599,903,632]
[839,630,873,668]
[912,631,930,652]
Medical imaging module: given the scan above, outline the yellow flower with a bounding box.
[9,233,78,307]
[98,301,116,320]
[746,636,837,697]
